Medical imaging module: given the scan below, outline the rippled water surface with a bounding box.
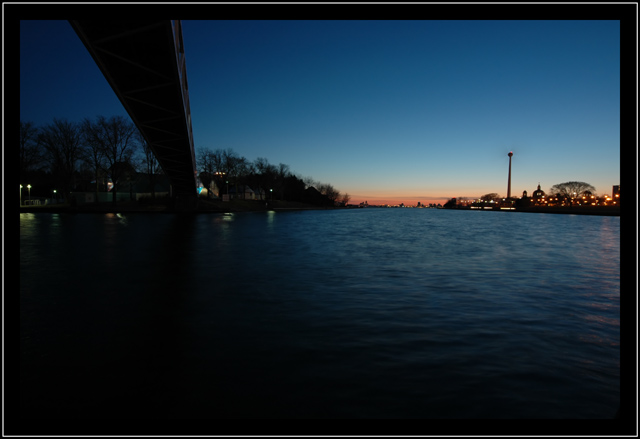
[20,209,620,419]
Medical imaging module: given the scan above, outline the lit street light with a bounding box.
[53,189,57,204]
[27,184,32,205]
[20,185,23,206]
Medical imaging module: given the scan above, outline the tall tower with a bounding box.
[507,151,513,199]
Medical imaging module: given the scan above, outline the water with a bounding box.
[19,209,620,419]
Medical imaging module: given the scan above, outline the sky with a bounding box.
[19,19,621,205]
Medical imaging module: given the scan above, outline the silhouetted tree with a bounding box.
[443,197,457,209]
[37,118,84,203]
[304,186,333,207]
[235,156,252,199]
[302,176,319,190]
[197,147,217,198]
[81,118,108,202]
[83,115,138,203]
[275,163,290,200]
[193,146,343,206]
[283,174,306,202]
[109,161,137,201]
[340,193,351,206]
[137,131,161,199]
[254,157,277,200]
[20,120,44,186]
[222,148,241,191]
[318,183,340,204]
[207,149,225,196]
[243,161,261,200]
[481,193,500,202]
[550,181,596,206]
[221,150,247,199]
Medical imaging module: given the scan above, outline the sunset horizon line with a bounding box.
[349,195,478,206]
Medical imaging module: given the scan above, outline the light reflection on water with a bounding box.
[19,210,620,419]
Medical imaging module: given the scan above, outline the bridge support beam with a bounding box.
[70,20,198,197]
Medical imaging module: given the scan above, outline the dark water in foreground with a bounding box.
[19,209,620,419]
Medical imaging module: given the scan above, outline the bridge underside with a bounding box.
[70,20,197,196]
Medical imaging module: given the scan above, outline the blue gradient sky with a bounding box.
[20,19,620,205]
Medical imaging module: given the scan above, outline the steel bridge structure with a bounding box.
[69,20,198,199]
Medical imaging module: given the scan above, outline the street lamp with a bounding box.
[270,188,273,201]
[27,184,32,205]
[53,189,57,204]
[20,185,23,206]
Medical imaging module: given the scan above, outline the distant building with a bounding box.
[228,185,257,200]
[608,185,620,205]
[515,190,531,208]
[531,183,546,205]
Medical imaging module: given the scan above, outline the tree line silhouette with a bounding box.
[197,147,349,206]
[20,116,349,207]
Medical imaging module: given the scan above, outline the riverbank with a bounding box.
[445,205,620,216]
[18,200,621,216]
[18,198,337,214]
[506,205,620,216]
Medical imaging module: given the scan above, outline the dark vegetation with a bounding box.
[20,117,349,210]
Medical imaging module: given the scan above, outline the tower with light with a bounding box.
[507,151,513,199]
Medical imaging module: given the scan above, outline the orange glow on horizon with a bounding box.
[350,195,454,206]
[348,187,536,206]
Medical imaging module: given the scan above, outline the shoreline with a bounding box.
[472,205,620,216]
[18,202,620,216]
[509,206,620,216]
[17,198,338,214]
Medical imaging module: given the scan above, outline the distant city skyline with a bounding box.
[19,18,621,205]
